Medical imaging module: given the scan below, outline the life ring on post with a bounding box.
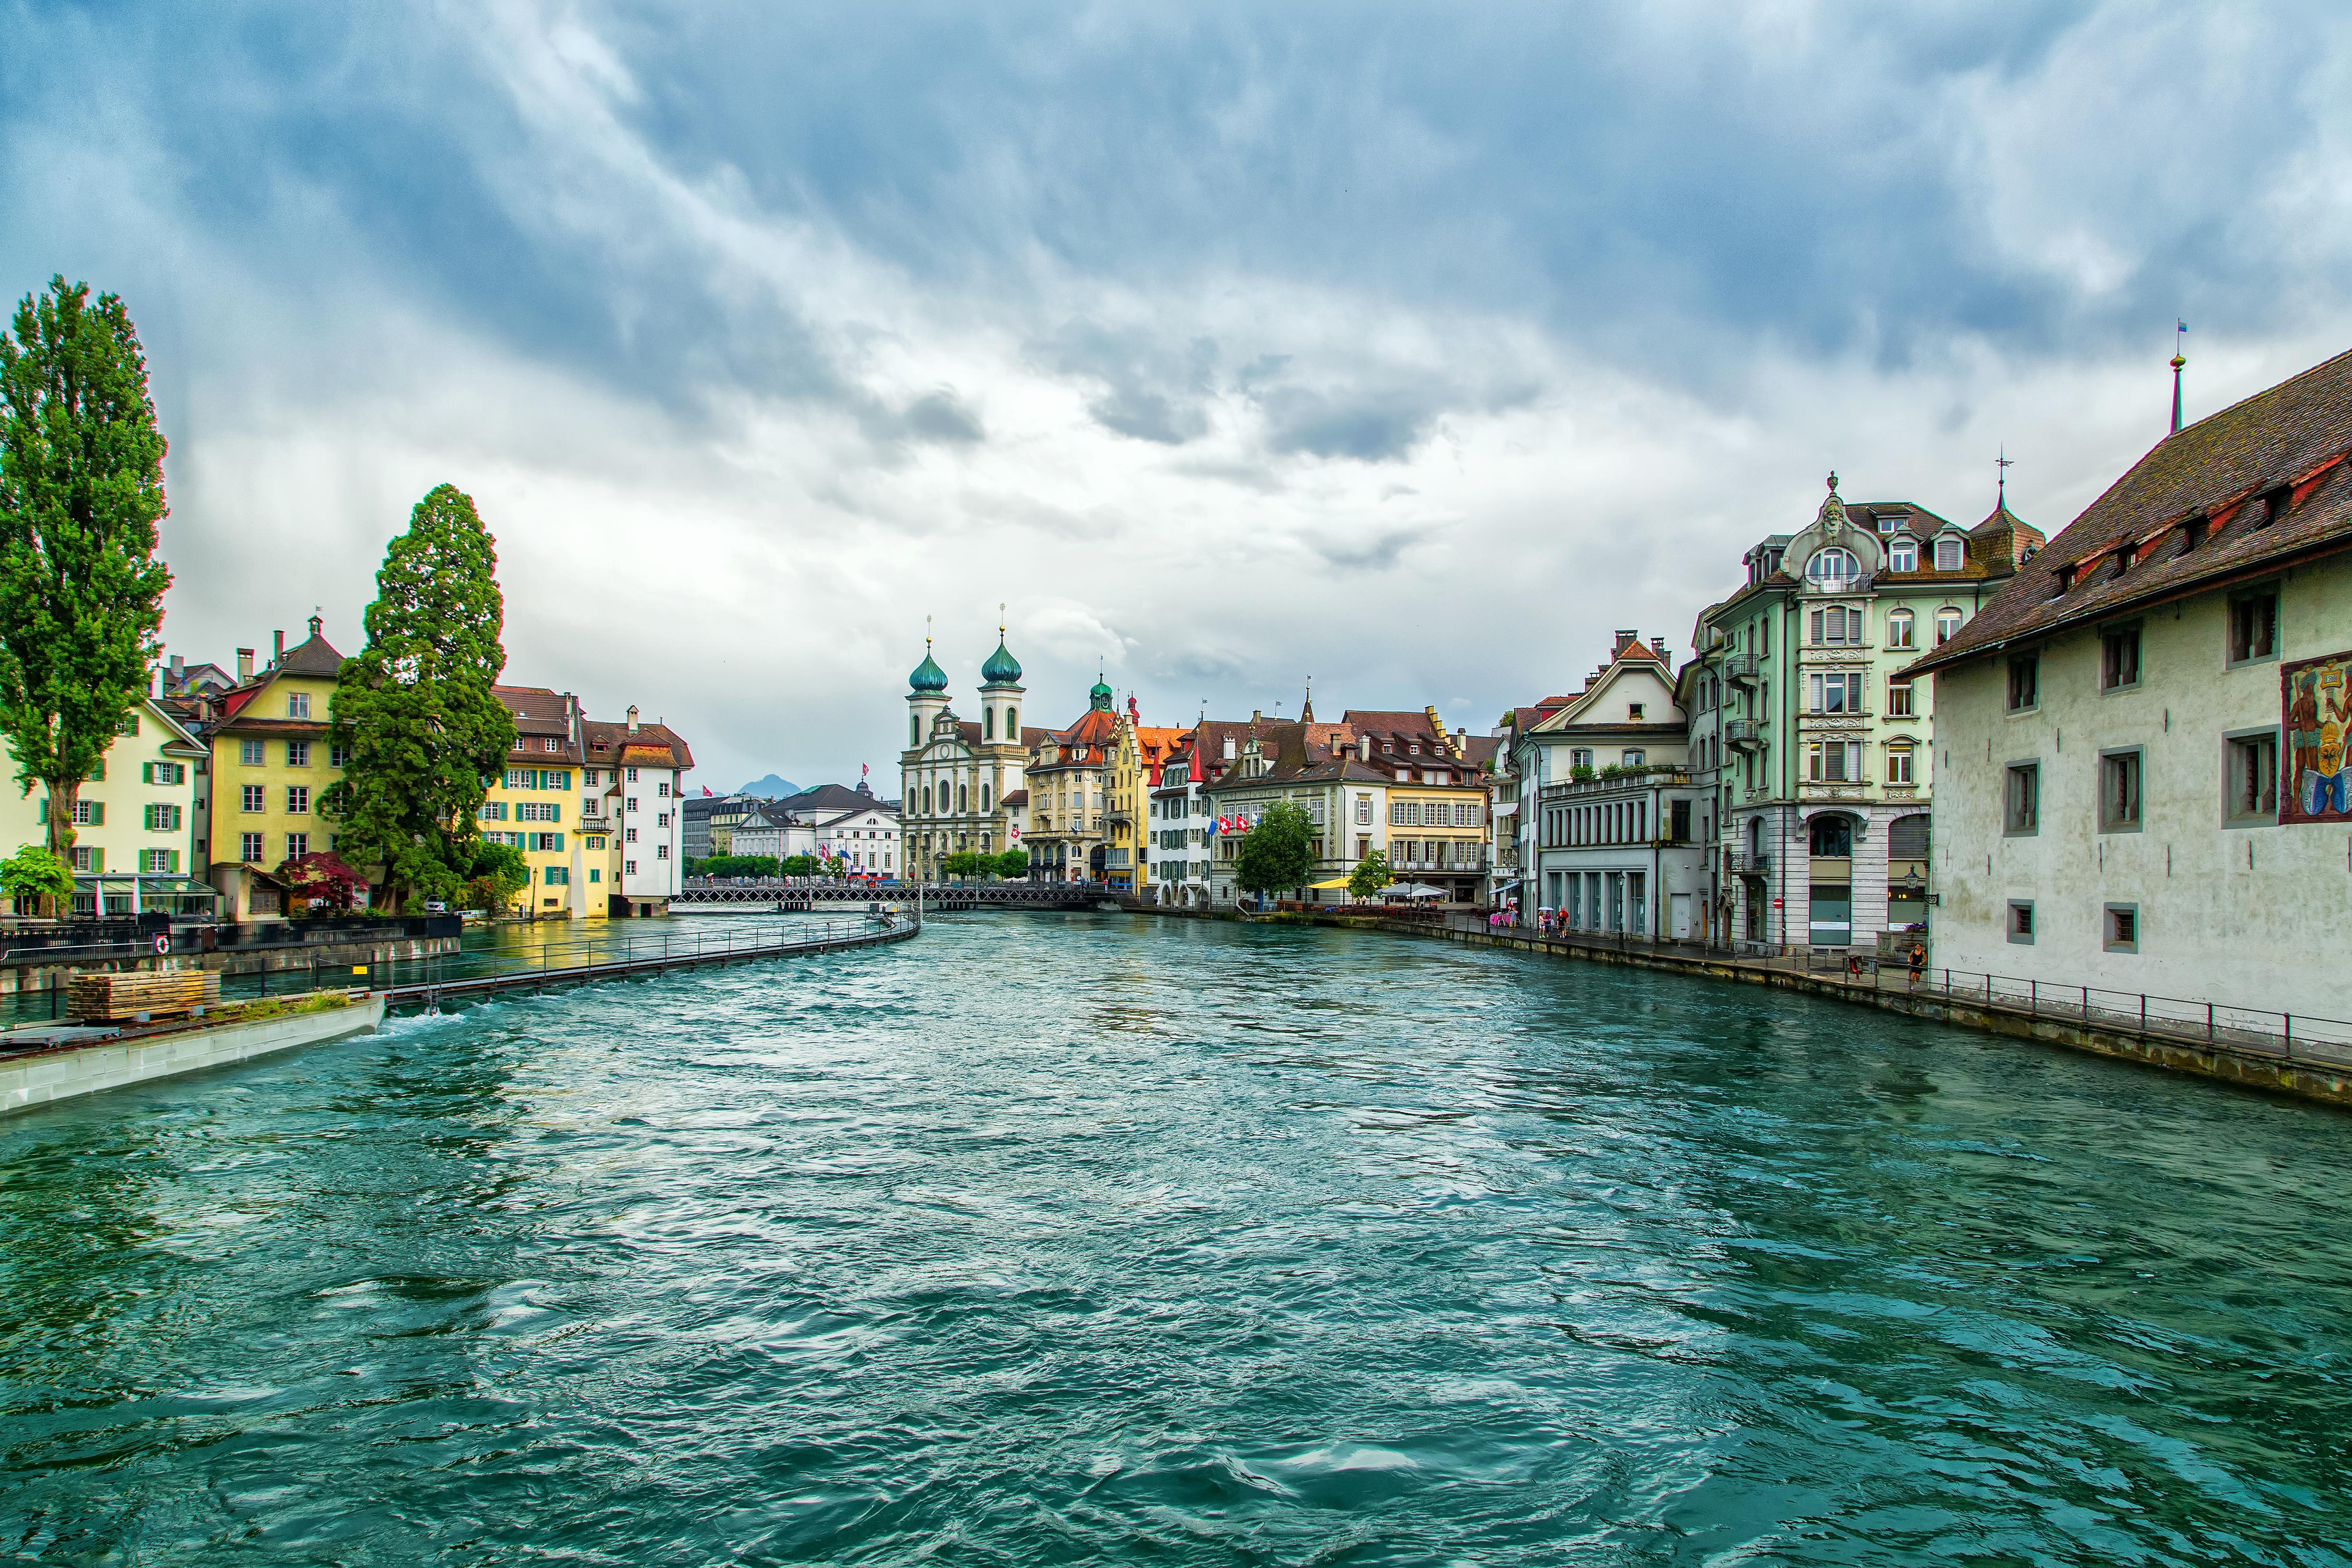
[153,933,169,955]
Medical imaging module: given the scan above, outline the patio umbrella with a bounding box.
[1382,882,1446,900]
[1306,877,1354,889]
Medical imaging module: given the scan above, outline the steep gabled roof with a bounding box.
[1910,345,2352,676]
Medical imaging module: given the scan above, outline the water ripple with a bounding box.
[3,912,2350,1563]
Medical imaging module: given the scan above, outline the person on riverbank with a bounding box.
[1907,942,1926,989]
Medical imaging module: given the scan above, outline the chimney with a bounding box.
[1613,628,1638,658]
[272,629,285,665]
[237,648,255,683]
[626,704,639,734]
[1652,636,1670,660]
[170,653,185,676]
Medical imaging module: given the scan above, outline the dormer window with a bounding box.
[1874,511,1902,534]
[1887,539,1917,572]
[2263,487,2290,527]
[1934,537,1964,571]
[1805,547,1859,588]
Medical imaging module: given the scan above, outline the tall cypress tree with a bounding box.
[328,483,515,912]
[0,278,172,862]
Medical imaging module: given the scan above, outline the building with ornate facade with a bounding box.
[1025,676,1120,883]
[1698,477,2040,952]
[899,634,1035,880]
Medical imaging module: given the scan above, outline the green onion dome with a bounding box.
[981,637,1023,685]
[909,647,949,693]
[1089,675,1114,710]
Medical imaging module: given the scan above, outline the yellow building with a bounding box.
[481,686,618,918]
[1104,707,1187,896]
[200,617,350,918]
[0,685,212,917]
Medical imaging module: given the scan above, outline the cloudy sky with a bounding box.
[8,1,2351,791]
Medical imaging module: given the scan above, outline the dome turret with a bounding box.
[981,637,1022,685]
[1089,673,1114,711]
[909,641,949,693]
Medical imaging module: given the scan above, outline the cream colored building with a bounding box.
[1910,349,2352,1019]
[1,685,211,917]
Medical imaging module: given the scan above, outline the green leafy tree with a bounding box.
[0,279,172,859]
[780,854,817,877]
[1348,849,1394,901]
[700,854,780,879]
[467,840,531,909]
[939,850,975,880]
[1234,801,1316,900]
[1,842,74,912]
[326,484,515,912]
[995,848,1029,879]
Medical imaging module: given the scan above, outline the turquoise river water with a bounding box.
[3,912,2349,1563]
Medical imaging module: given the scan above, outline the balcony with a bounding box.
[1725,718,1766,752]
[577,814,614,834]
[1725,848,1770,875]
[1724,651,1761,686]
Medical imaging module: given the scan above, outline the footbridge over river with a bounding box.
[672,880,1110,913]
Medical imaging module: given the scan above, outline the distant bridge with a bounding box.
[672,880,1109,913]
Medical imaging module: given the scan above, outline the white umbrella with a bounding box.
[1382,882,1447,900]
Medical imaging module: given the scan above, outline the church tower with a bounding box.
[906,636,950,750]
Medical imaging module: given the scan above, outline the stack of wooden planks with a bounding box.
[66,969,223,1022]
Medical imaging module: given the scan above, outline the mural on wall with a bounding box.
[2283,649,2352,824]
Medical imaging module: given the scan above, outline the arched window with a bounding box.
[923,784,932,814]
[910,714,920,747]
[1806,547,1860,587]
[1887,539,1917,573]
[981,783,992,812]
[1808,815,1853,857]
[1886,608,1916,649]
[1007,707,1018,736]
[985,709,995,740]
[958,783,969,813]
[1935,607,1964,645]
[1934,537,1964,571]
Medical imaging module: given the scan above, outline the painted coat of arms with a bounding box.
[2282,648,2352,824]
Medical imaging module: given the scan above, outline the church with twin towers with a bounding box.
[899,624,1042,881]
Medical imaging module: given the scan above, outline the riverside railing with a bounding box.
[1421,915,2352,1068]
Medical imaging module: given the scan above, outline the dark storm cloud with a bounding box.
[11,1,2348,421]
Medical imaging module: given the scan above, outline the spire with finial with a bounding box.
[1996,445,2014,510]
[2171,319,2188,435]
[1301,677,1315,725]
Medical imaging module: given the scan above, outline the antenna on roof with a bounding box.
[1996,445,2014,509]
[2171,319,2188,435]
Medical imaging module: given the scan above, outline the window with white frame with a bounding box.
[1887,539,1917,573]
[1934,537,1964,571]
[1885,608,1915,648]
[1806,741,1863,782]
[1806,547,1860,587]
[1808,672,1864,713]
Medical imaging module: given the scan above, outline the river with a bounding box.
[4,911,2348,1562]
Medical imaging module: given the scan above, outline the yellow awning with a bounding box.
[1307,877,1355,889]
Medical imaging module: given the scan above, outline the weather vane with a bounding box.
[1996,445,2013,508]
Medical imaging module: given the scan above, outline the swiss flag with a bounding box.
[701,786,712,796]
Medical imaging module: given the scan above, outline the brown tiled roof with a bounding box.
[583,718,695,770]
[496,685,581,764]
[1000,789,1029,808]
[274,630,344,678]
[1911,347,2352,675]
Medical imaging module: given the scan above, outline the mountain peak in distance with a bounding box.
[739,774,801,799]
